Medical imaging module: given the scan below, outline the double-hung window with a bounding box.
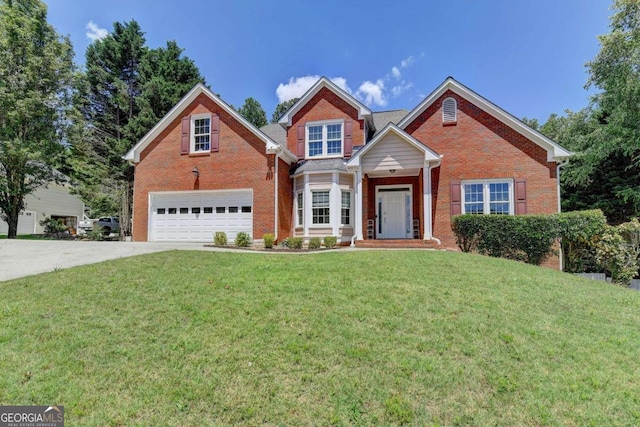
[311,191,330,225]
[191,115,211,153]
[306,121,343,158]
[462,180,513,215]
[296,192,303,227]
[341,191,351,226]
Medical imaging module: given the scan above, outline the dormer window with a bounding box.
[306,121,343,158]
[442,97,457,124]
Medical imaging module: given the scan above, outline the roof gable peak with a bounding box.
[278,76,372,128]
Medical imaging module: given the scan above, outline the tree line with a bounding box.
[1,0,638,239]
[0,0,294,238]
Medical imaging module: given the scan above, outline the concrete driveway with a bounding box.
[0,240,224,282]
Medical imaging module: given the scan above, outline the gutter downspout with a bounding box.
[556,159,569,270]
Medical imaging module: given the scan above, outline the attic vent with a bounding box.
[442,97,457,123]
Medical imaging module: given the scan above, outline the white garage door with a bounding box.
[150,191,252,242]
[0,210,36,235]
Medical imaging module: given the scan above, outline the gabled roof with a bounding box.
[397,77,573,162]
[124,84,296,164]
[346,123,441,168]
[277,77,373,128]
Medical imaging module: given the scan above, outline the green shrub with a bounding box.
[323,236,337,249]
[596,219,640,285]
[279,237,290,248]
[87,226,106,241]
[289,237,303,249]
[452,214,558,265]
[308,237,321,250]
[39,217,66,236]
[556,210,607,273]
[235,232,251,247]
[214,231,227,246]
[263,233,275,249]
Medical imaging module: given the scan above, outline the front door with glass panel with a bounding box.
[378,189,411,239]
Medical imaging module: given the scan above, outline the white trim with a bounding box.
[278,77,372,127]
[340,189,353,227]
[190,113,211,154]
[124,84,291,164]
[375,184,413,239]
[397,77,573,162]
[346,123,441,169]
[303,174,311,236]
[295,191,304,227]
[423,164,431,240]
[331,172,340,235]
[310,188,332,228]
[460,179,514,215]
[306,120,345,159]
[355,169,363,242]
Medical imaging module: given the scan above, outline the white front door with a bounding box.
[379,190,411,239]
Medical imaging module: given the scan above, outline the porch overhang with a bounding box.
[345,123,441,175]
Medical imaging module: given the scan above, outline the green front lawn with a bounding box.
[1,251,639,425]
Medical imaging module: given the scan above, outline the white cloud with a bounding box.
[391,81,413,97]
[356,79,386,107]
[275,75,352,103]
[400,55,415,68]
[275,54,419,108]
[86,21,108,41]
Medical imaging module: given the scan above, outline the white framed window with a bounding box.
[443,97,457,123]
[311,190,330,225]
[341,190,352,226]
[306,121,343,158]
[462,180,513,215]
[191,115,211,153]
[296,192,303,227]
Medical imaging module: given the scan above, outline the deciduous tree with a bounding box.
[0,0,75,238]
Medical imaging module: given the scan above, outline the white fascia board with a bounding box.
[124,83,284,164]
[278,77,372,128]
[346,123,441,168]
[398,77,573,162]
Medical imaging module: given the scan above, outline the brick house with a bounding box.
[124,76,571,250]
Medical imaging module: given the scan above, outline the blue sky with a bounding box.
[44,0,611,123]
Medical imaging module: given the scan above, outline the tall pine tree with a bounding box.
[71,21,204,227]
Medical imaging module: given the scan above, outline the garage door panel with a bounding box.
[150,191,253,242]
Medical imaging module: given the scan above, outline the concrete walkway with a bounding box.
[0,240,231,282]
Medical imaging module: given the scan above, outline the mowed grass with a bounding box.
[1,251,639,426]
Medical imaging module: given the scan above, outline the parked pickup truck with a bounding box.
[78,215,95,232]
[94,217,120,234]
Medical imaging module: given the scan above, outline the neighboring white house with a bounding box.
[0,182,85,235]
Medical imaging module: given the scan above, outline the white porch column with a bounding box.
[303,174,311,238]
[354,169,363,241]
[331,172,340,236]
[423,162,432,240]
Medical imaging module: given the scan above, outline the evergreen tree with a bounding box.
[71,21,204,224]
[0,0,76,238]
[238,97,267,128]
[271,98,299,123]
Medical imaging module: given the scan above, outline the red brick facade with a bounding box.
[404,90,559,248]
[132,93,278,241]
[287,87,365,156]
[129,79,566,266]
